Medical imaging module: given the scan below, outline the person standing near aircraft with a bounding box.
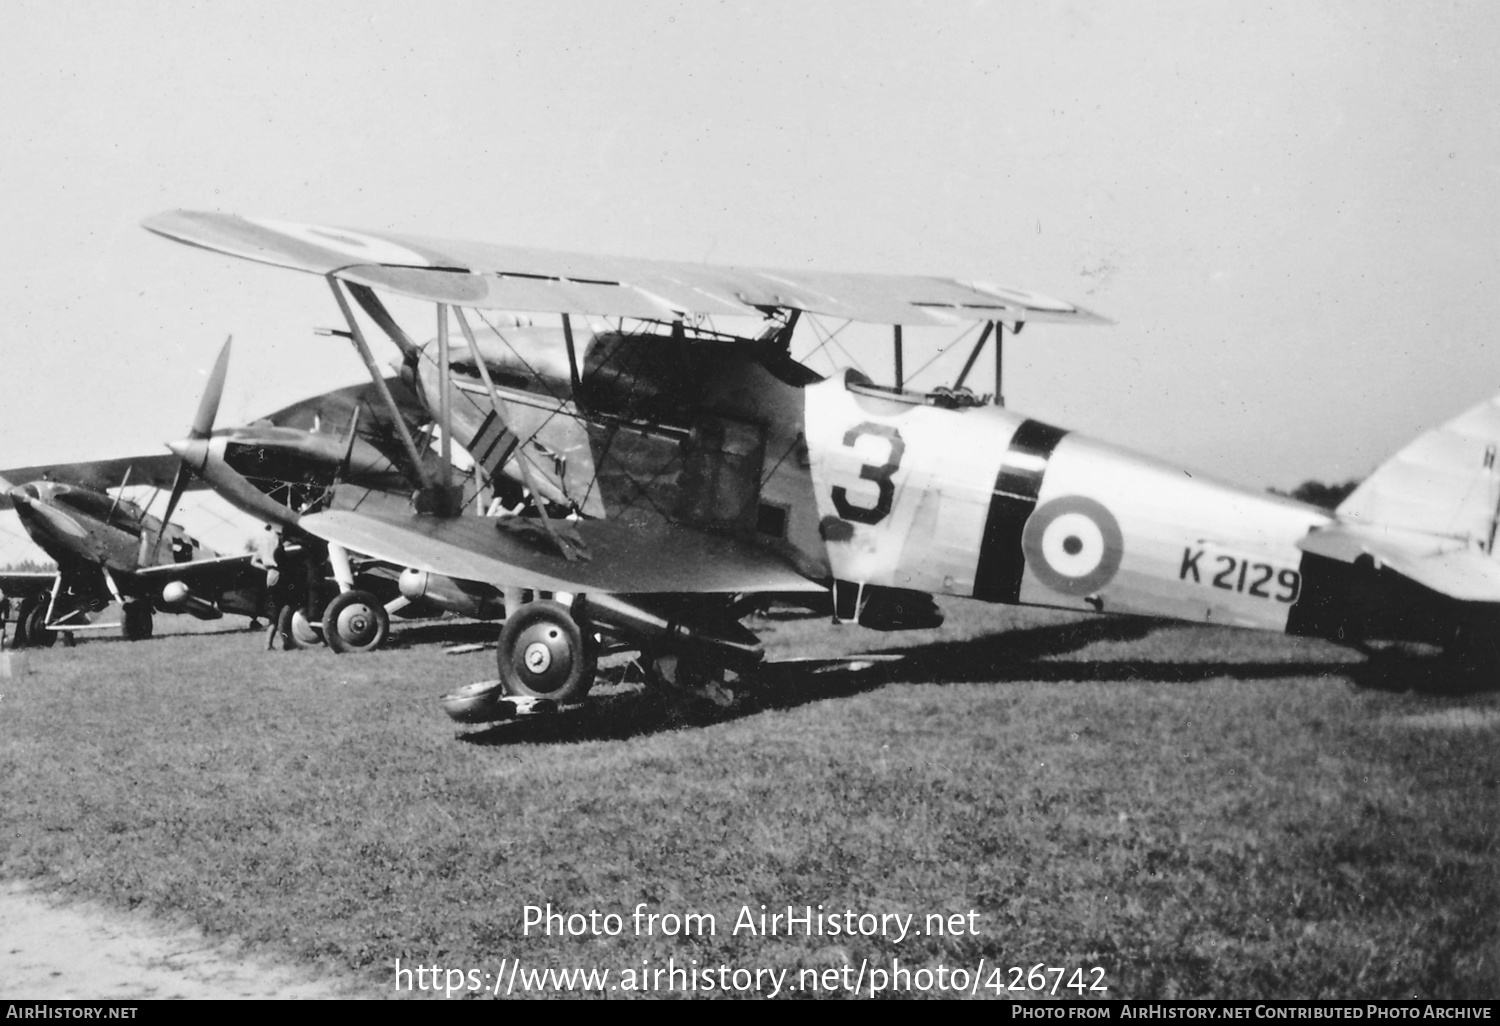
[255,524,301,650]
[260,529,331,651]
[251,523,283,634]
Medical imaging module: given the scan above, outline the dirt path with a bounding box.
[0,881,369,999]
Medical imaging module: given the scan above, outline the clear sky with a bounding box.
[1,1,1497,562]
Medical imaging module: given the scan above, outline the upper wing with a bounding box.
[143,210,1108,328]
[0,455,203,511]
[299,509,825,596]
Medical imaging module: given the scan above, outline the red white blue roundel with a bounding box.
[246,217,435,267]
[1021,496,1123,597]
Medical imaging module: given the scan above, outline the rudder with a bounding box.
[1336,393,1500,550]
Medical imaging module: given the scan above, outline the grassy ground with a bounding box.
[1,602,1496,999]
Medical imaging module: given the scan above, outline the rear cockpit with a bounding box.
[839,369,994,411]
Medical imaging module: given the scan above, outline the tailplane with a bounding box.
[1298,393,1500,605]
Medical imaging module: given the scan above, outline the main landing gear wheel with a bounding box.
[321,590,390,654]
[496,600,596,702]
[272,604,324,650]
[12,597,39,647]
[122,603,154,641]
[22,600,56,649]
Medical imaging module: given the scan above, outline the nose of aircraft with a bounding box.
[8,482,86,539]
[167,437,209,469]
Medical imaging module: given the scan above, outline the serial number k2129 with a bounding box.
[1179,546,1301,604]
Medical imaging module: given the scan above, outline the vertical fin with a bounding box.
[1337,394,1500,547]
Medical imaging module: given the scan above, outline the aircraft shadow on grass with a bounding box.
[457,615,1490,746]
[1341,645,1499,697]
[385,621,499,649]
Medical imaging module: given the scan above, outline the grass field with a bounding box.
[2,601,1497,1000]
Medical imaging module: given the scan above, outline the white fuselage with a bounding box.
[416,329,1337,637]
[802,371,1330,630]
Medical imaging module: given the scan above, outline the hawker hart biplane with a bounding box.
[1,341,443,648]
[144,210,1500,710]
[159,340,486,654]
[0,446,262,645]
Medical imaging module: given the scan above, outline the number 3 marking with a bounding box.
[832,423,905,525]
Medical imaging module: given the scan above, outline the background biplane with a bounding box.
[0,339,471,648]
[144,210,1500,713]
[161,336,580,651]
[0,451,261,645]
[159,338,453,652]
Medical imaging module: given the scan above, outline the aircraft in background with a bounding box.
[144,210,1500,718]
[0,342,431,648]
[158,338,522,651]
[0,452,262,645]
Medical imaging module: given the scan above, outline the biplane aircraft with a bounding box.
[0,449,262,645]
[161,338,506,651]
[143,210,1500,713]
[0,342,458,649]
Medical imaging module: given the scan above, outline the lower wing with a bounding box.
[299,510,824,596]
[135,552,263,591]
[0,571,56,601]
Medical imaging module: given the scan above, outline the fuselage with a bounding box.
[5,478,262,623]
[8,480,208,572]
[169,424,411,530]
[415,326,1374,639]
[800,371,1330,631]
